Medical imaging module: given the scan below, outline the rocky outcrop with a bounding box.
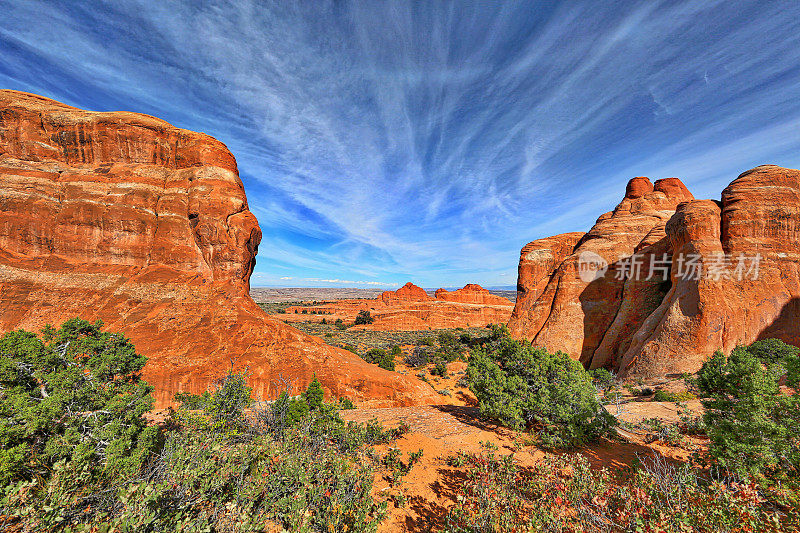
[0,90,437,408]
[510,166,800,377]
[434,284,513,306]
[380,282,431,302]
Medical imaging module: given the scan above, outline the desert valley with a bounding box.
[2,2,800,532]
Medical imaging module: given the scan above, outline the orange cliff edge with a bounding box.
[0,90,438,409]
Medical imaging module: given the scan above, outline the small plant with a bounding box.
[404,345,430,367]
[354,310,374,325]
[431,360,448,377]
[362,348,395,371]
[652,389,696,403]
[590,367,617,394]
[338,396,356,409]
[303,374,324,410]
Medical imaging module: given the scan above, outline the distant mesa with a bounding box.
[276,282,513,330]
[379,282,431,302]
[435,284,513,306]
[0,90,437,408]
[510,166,800,378]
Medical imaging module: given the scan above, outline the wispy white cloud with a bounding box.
[1,0,799,287]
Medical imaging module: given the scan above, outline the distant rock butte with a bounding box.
[280,283,513,330]
[509,166,800,377]
[380,282,432,302]
[434,284,513,306]
[0,90,437,408]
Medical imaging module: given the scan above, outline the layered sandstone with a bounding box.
[510,166,800,377]
[0,90,437,407]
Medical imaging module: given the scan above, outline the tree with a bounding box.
[0,318,157,485]
[697,346,800,478]
[362,348,395,371]
[747,338,799,365]
[303,374,324,410]
[467,336,613,447]
[354,310,374,325]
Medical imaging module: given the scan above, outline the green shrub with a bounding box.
[431,360,448,378]
[173,390,211,410]
[338,396,356,409]
[303,374,324,410]
[418,336,435,346]
[652,389,696,403]
[354,310,374,325]
[698,346,800,478]
[589,368,616,393]
[0,318,157,486]
[467,336,613,447]
[362,348,395,371]
[438,330,458,346]
[747,338,800,365]
[440,450,791,533]
[206,369,252,429]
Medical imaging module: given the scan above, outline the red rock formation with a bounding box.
[435,284,513,306]
[0,90,437,408]
[510,166,800,377]
[380,282,432,302]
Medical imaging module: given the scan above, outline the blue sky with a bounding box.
[2,1,799,288]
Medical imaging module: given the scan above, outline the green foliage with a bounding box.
[697,346,800,479]
[362,348,395,371]
[748,338,800,365]
[418,336,435,346]
[438,330,458,346]
[431,360,448,377]
[652,389,696,403]
[338,396,356,409]
[390,344,401,356]
[206,369,252,429]
[303,374,324,410]
[589,367,616,393]
[354,310,374,325]
[271,391,309,427]
[467,336,613,447]
[0,318,157,486]
[173,390,211,410]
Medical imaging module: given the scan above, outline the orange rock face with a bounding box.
[510,166,800,377]
[434,284,513,306]
[0,91,437,408]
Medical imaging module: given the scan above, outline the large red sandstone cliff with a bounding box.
[0,90,437,408]
[509,166,800,377]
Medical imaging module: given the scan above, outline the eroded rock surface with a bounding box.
[510,166,800,377]
[0,91,437,407]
